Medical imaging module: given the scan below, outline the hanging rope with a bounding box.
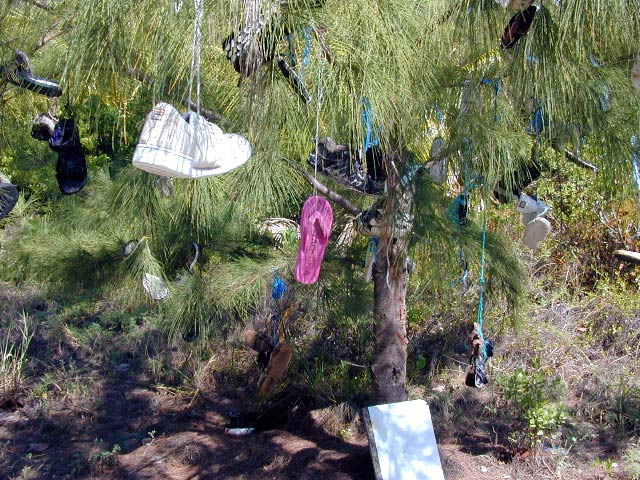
[313,67,323,197]
[300,26,313,81]
[475,198,488,360]
[188,0,204,114]
[631,135,640,237]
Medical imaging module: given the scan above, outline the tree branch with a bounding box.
[23,0,52,11]
[296,167,361,216]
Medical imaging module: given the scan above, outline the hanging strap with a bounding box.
[188,0,204,114]
[631,135,640,237]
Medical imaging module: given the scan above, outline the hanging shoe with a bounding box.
[187,112,252,173]
[500,5,537,50]
[142,273,169,301]
[307,137,370,193]
[0,174,19,220]
[0,50,62,98]
[427,137,448,184]
[355,204,385,237]
[520,195,550,224]
[31,112,57,141]
[133,103,251,178]
[49,119,87,195]
[522,216,551,250]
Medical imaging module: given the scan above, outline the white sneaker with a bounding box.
[522,217,551,250]
[142,273,169,301]
[186,112,252,173]
[519,195,550,224]
[515,192,539,213]
[132,103,251,178]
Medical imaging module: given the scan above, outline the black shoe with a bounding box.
[500,6,537,49]
[49,119,87,195]
[307,137,369,193]
[1,50,62,98]
[0,175,19,220]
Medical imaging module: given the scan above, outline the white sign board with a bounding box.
[366,399,445,480]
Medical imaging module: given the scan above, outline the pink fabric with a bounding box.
[294,196,333,284]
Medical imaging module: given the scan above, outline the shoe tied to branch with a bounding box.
[307,137,369,193]
[500,5,537,50]
[0,50,63,98]
[0,173,19,220]
[133,103,251,178]
[516,193,549,224]
[49,119,88,195]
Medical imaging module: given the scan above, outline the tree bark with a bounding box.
[371,235,409,403]
[370,163,413,404]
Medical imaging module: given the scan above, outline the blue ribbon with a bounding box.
[272,275,286,300]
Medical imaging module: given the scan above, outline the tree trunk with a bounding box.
[371,164,413,404]
[371,235,409,403]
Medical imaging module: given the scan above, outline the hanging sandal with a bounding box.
[257,342,293,395]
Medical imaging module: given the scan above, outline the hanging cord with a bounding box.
[188,0,204,114]
[475,197,488,360]
[313,67,323,197]
[299,26,313,82]
[631,135,640,237]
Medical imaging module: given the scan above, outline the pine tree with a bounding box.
[1,0,639,403]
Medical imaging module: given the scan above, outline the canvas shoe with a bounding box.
[0,174,19,220]
[522,216,551,250]
[500,5,537,50]
[187,112,252,173]
[521,197,549,224]
[0,50,62,98]
[31,112,57,141]
[133,103,251,178]
[142,273,169,301]
[354,202,412,239]
[307,137,370,193]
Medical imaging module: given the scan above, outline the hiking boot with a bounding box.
[0,174,19,220]
[31,112,57,141]
[500,5,537,49]
[307,137,372,193]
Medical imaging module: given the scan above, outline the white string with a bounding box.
[313,67,323,197]
[188,0,204,114]
[174,0,183,14]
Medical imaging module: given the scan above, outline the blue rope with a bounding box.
[476,203,488,359]
[300,26,312,81]
[362,97,380,152]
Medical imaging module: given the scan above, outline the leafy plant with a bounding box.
[498,359,567,449]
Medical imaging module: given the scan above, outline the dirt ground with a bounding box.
[0,284,625,480]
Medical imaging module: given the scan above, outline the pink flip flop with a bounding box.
[294,196,333,284]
